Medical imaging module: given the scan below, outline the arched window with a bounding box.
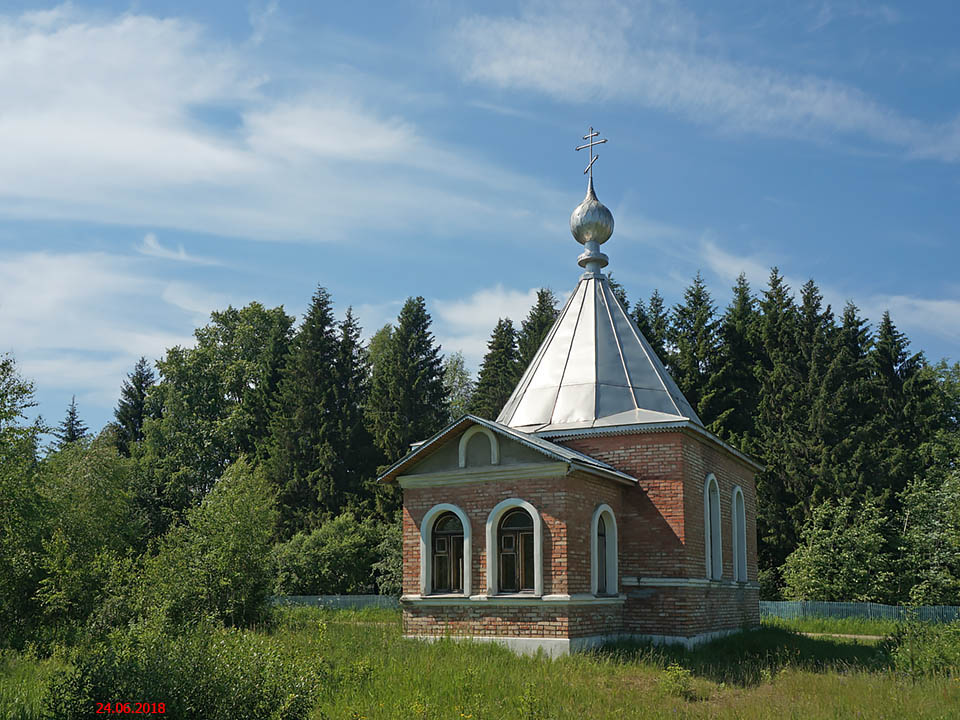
[498,509,534,592]
[732,487,747,582]
[704,474,722,580]
[597,517,607,594]
[432,512,464,593]
[591,504,618,596]
[485,498,543,596]
[419,504,472,597]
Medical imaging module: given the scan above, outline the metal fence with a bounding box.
[761,600,960,623]
[273,595,400,610]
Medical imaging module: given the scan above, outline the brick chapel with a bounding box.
[378,132,761,655]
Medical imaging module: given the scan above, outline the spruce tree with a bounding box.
[517,289,559,372]
[812,302,876,503]
[367,296,448,467]
[698,274,760,449]
[53,396,88,449]
[632,289,670,364]
[265,287,340,537]
[114,356,155,456]
[753,268,804,581]
[867,312,939,511]
[470,319,521,420]
[606,274,630,313]
[796,280,835,395]
[668,273,718,413]
[329,308,381,511]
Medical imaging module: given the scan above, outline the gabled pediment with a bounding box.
[377,415,636,487]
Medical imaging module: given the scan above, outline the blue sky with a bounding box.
[1,0,958,434]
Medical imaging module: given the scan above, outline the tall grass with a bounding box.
[0,649,66,720]
[762,614,900,637]
[3,609,958,719]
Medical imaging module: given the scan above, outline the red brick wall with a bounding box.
[399,427,759,644]
[403,601,625,639]
[624,585,760,637]
[559,430,758,583]
[679,434,758,583]
[403,474,623,598]
[560,433,688,579]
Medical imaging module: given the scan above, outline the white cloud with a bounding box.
[0,250,212,408]
[0,6,562,242]
[139,233,221,265]
[160,282,232,319]
[432,285,541,369]
[451,0,959,161]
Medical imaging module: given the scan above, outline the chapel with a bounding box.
[378,130,761,655]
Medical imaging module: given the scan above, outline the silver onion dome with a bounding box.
[571,177,613,271]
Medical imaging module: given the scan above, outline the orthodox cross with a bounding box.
[575,126,608,178]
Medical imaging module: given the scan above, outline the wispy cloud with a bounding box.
[138,233,221,265]
[0,250,217,408]
[0,6,562,243]
[808,1,901,32]
[432,285,542,369]
[451,0,959,161]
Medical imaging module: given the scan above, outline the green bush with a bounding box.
[42,618,327,720]
[881,621,960,679]
[273,512,382,595]
[783,496,894,602]
[141,456,278,627]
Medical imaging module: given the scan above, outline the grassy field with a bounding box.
[761,614,902,636]
[2,608,959,719]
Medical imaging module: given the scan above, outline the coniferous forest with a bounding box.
[2,269,959,653]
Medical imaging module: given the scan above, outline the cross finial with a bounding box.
[575,126,608,180]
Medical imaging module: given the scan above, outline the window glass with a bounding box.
[435,514,463,534]
[501,509,533,530]
[500,552,518,592]
[497,508,535,593]
[432,512,464,593]
[597,516,607,595]
[521,532,535,590]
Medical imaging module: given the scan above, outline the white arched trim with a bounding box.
[420,503,472,597]
[485,498,543,596]
[704,473,722,580]
[458,425,500,468]
[590,504,618,595]
[731,486,747,582]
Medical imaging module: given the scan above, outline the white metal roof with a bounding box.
[497,272,703,434]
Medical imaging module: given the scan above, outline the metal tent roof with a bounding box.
[497,271,703,434]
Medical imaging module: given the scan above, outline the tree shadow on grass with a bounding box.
[596,627,890,687]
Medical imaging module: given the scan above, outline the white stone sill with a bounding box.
[401,593,627,606]
[622,577,761,590]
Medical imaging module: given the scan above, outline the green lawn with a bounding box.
[761,614,901,637]
[3,608,959,719]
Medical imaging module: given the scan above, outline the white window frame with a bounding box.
[420,503,472,597]
[590,504,618,596]
[704,473,723,580]
[731,486,747,582]
[485,498,543,596]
